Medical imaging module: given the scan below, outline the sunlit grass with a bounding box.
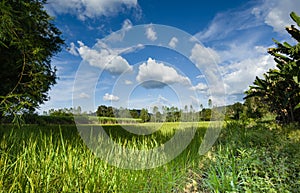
[0,123,206,192]
[0,121,299,192]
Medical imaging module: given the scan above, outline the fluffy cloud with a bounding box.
[103,93,120,101]
[190,44,221,69]
[145,25,157,41]
[253,0,300,33]
[168,37,178,48]
[190,83,208,91]
[125,80,133,85]
[46,0,139,20]
[136,58,191,89]
[189,43,225,105]
[76,41,133,74]
[222,54,275,95]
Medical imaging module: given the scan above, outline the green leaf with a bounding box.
[283,42,292,48]
[293,76,299,84]
[291,12,300,27]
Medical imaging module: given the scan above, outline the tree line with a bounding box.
[94,98,269,123]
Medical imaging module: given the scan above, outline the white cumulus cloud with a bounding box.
[136,58,191,89]
[190,83,208,91]
[76,41,133,74]
[103,93,120,101]
[190,43,221,69]
[168,37,178,48]
[222,54,275,95]
[145,25,157,41]
[252,0,300,33]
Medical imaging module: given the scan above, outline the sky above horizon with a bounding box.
[39,0,300,114]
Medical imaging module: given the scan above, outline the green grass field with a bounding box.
[0,121,299,192]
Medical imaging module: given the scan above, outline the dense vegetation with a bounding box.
[1,99,266,125]
[0,121,299,192]
[245,12,300,124]
[0,0,64,116]
[93,100,267,124]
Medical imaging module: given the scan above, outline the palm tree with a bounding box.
[245,12,300,124]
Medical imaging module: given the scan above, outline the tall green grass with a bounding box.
[0,123,206,192]
[196,121,300,192]
[0,121,299,192]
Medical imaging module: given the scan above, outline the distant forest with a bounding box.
[32,96,270,124]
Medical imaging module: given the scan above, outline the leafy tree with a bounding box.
[96,105,116,117]
[155,111,162,122]
[152,106,159,122]
[117,107,130,118]
[245,12,300,124]
[129,109,139,119]
[183,105,188,122]
[231,102,243,120]
[189,105,194,121]
[243,97,268,119]
[0,0,64,116]
[48,108,73,117]
[96,105,108,117]
[74,106,82,115]
[140,108,150,122]
[200,108,212,121]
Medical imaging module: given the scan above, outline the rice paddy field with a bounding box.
[0,121,299,192]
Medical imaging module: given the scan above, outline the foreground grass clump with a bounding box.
[194,121,300,192]
[0,123,206,192]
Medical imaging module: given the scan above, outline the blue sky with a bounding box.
[39,0,300,114]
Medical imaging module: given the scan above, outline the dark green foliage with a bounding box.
[96,105,116,117]
[96,103,270,123]
[199,108,212,121]
[199,121,300,192]
[243,96,268,119]
[129,109,139,119]
[245,12,300,124]
[0,113,75,125]
[0,0,64,115]
[139,108,150,122]
[48,108,74,117]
